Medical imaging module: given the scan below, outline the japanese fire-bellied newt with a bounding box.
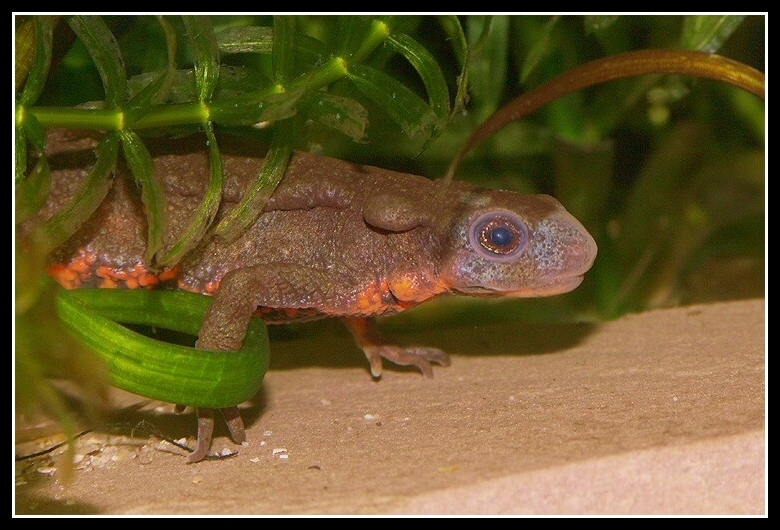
[20,129,598,462]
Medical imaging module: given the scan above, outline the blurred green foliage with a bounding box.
[15,16,765,433]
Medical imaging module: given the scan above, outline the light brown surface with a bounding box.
[14,298,766,515]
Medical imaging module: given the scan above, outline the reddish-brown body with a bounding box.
[21,130,597,461]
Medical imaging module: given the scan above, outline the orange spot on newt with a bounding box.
[95,265,113,279]
[355,280,393,313]
[389,275,448,303]
[158,267,179,282]
[99,278,118,289]
[138,273,159,287]
[47,263,83,289]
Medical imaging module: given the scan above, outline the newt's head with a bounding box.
[442,189,597,298]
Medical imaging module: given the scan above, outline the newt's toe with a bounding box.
[364,345,451,379]
[186,408,215,463]
[221,406,246,444]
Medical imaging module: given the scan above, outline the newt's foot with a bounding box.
[180,406,246,463]
[363,345,451,378]
[342,316,451,378]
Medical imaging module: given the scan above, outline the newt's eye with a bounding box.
[468,211,528,262]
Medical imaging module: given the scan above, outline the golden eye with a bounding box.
[468,211,528,262]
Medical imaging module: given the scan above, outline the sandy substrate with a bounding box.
[14,298,766,515]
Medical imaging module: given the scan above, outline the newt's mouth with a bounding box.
[461,273,586,298]
[502,273,586,297]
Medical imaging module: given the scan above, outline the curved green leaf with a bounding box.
[124,17,177,125]
[212,119,293,243]
[41,132,119,251]
[209,85,302,126]
[346,63,437,141]
[302,91,368,142]
[18,16,55,106]
[335,15,373,58]
[16,110,48,185]
[182,16,220,103]
[119,130,166,264]
[272,15,297,84]
[519,16,557,86]
[14,121,28,185]
[387,32,450,126]
[15,155,50,224]
[437,15,470,116]
[124,70,172,126]
[68,15,126,109]
[157,123,224,267]
[56,287,269,408]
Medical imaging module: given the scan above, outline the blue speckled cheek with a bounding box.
[529,217,575,275]
[531,215,596,276]
[455,251,536,291]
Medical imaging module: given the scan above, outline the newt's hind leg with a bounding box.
[342,317,451,379]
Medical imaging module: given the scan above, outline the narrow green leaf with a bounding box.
[14,122,28,185]
[346,63,437,141]
[68,15,127,109]
[335,16,373,57]
[272,15,297,84]
[302,91,368,142]
[23,109,47,152]
[41,132,119,251]
[437,15,470,116]
[437,15,468,65]
[18,16,55,106]
[157,123,224,267]
[182,15,220,103]
[681,15,746,53]
[386,32,450,126]
[16,109,46,186]
[519,15,558,85]
[125,15,178,113]
[124,70,171,126]
[119,130,166,264]
[14,16,37,93]
[216,25,274,54]
[15,155,50,224]
[128,66,267,105]
[212,120,293,243]
[467,15,509,120]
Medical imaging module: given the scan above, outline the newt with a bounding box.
[20,129,597,462]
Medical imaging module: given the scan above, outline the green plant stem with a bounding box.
[352,19,390,63]
[26,102,209,130]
